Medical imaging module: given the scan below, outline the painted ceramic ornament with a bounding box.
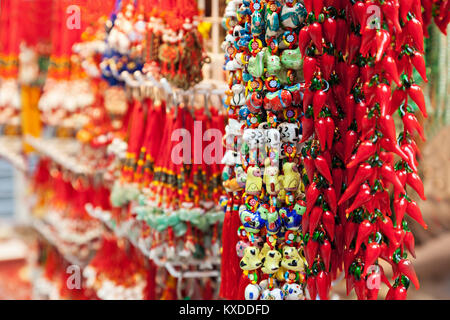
[280,162,300,192]
[237,1,252,20]
[246,113,264,129]
[258,205,282,234]
[282,282,303,300]
[245,283,261,300]
[235,166,247,188]
[285,83,303,105]
[281,30,298,49]
[239,105,251,120]
[261,249,282,275]
[246,91,264,113]
[283,107,300,123]
[279,122,300,144]
[248,37,264,55]
[247,77,264,92]
[266,37,279,54]
[266,110,278,128]
[222,148,241,166]
[245,166,263,195]
[264,49,282,75]
[265,1,281,39]
[263,165,281,196]
[230,83,246,106]
[243,128,265,165]
[248,51,265,78]
[238,33,253,52]
[264,128,281,166]
[279,207,302,231]
[250,6,265,36]
[260,288,284,300]
[265,76,281,92]
[281,246,304,272]
[236,240,250,257]
[281,47,302,70]
[264,89,292,111]
[225,53,244,71]
[224,0,241,19]
[239,205,265,234]
[280,0,307,29]
[239,246,262,271]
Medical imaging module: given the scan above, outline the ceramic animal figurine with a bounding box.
[280,0,307,29]
[225,52,244,71]
[278,122,300,144]
[279,206,302,231]
[248,50,265,78]
[265,129,281,166]
[239,246,262,270]
[239,205,265,234]
[260,287,284,300]
[281,46,302,70]
[251,8,265,36]
[245,283,261,300]
[243,128,265,166]
[245,166,263,195]
[263,164,281,196]
[261,249,282,275]
[221,149,241,166]
[230,83,246,106]
[264,49,282,75]
[281,162,300,192]
[264,89,292,112]
[258,242,271,260]
[285,83,303,106]
[258,204,282,234]
[282,283,303,300]
[246,91,264,113]
[281,245,304,272]
[265,1,281,39]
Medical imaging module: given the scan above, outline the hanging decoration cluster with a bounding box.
[99,0,225,269]
[220,0,449,300]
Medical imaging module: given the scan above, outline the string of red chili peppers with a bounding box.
[299,0,448,300]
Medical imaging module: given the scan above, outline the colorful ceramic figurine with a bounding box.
[258,204,282,235]
[250,1,265,36]
[279,206,302,231]
[280,0,307,29]
[245,166,263,195]
[263,164,281,196]
[281,162,300,192]
[240,246,263,300]
[239,205,265,234]
[265,1,281,39]
[265,129,281,167]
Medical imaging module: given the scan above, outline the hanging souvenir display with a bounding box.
[75,0,226,300]
[30,158,106,262]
